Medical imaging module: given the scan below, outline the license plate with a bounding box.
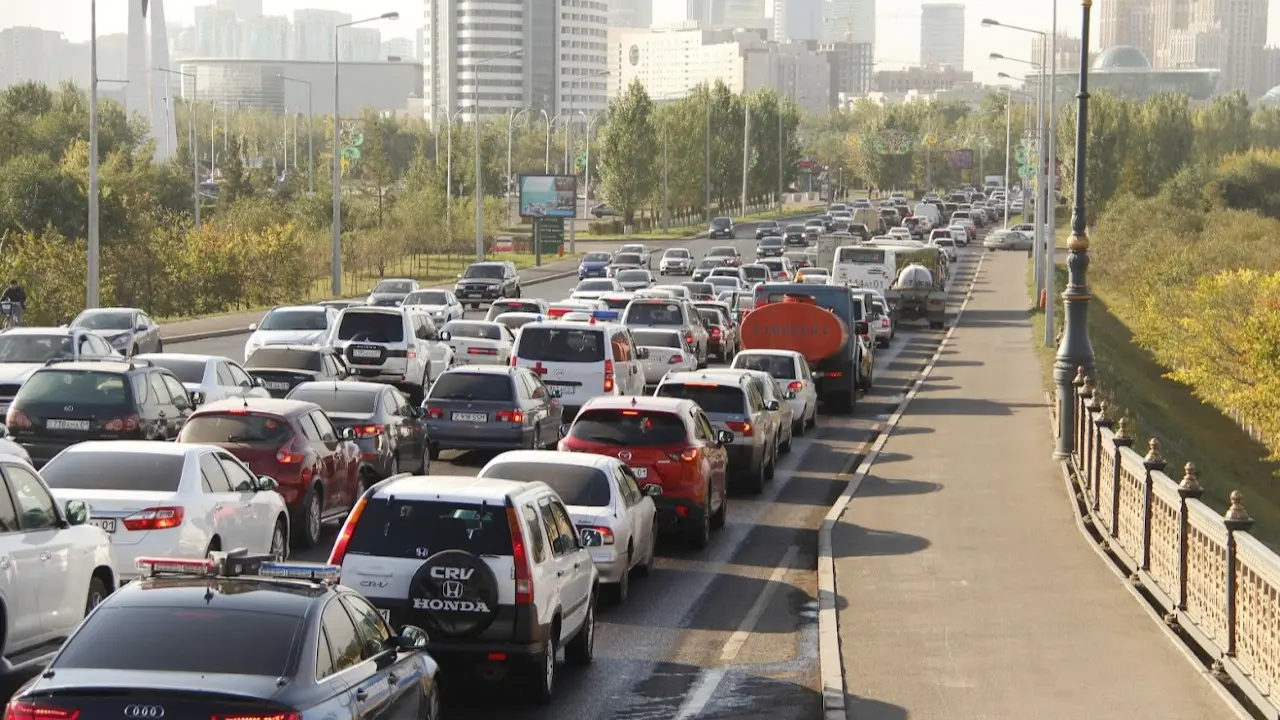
[451,412,487,422]
[47,419,90,431]
[352,348,381,359]
[464,293,479,297]
[265,381,289,390]
[633,467,648,478]
[89,518,116,533]
[549,385,576,395]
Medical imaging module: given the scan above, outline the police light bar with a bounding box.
[259,562,342,583]
[562,312,592,322]
[547,307,572,318]
[591,310,620,321]
[135,557,215,577]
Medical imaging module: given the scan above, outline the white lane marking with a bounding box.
[675,668,727,720]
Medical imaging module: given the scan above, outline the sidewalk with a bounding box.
[832,252,1239,719]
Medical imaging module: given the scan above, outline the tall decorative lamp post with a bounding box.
[1053,0,1095,458]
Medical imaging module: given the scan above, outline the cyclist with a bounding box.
[1,280,26,327]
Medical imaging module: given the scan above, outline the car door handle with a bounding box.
[387,672,399,685]
[355,689,368,702]
[556,570,565,577]
[39,552,50,561]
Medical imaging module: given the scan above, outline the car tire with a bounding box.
[530,426,542,451]
[86,575,109,613]
[710,490,727,529]
[781,426,793,454]
[793,417,805,438]
[270,517,288,560]
[636,520,657,575]
[607,552,630,604]
[686,494,712,549]
[292,487,322,550]
[566,594,596,666]
[740,458,765,494]
[428,442,440,461]
[530,634,557,704]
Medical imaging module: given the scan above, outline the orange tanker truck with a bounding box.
[740,284,873,414]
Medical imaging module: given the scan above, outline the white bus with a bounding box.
[832,245,897,290]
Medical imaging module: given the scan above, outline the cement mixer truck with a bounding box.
[740,283,875,414]
[884,247,948,329]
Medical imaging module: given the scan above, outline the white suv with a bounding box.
[328,306,455,403]
[511,317,646,418]
[331,474,599,704]
[0,454,115,673]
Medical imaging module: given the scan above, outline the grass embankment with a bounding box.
[1027,260,1280,549]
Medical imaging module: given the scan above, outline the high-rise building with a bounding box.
[919,2,964,70]
[774,0,823,42]
[217,0,263,20]
[339,27,381,62]
[610,0,653,28]
[423,0,607,122]
[1031,32,1083,72]
[720,0,770,30]
[1151,0,1191,67]
[241,15,289,59]
[194,4,240,57]
[292,9,352,62]
[1190,0,1267,95]
[822,0,874,46]
[0,27,64,88]
[1098,0,1153,61]
[382,37,416,61]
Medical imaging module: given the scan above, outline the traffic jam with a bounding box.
[0,193,986,718]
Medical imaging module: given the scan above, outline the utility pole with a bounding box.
[740,104,750,215]
[87,0,100,309]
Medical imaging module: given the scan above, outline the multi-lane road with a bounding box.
[161,217,984,718]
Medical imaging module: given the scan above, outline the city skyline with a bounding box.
[0,0,1142,85]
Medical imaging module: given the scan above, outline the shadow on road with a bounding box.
[845,693,909,720]
[855,474,940,497]
[831,523,930,556]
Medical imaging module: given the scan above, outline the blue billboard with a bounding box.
[518,174,577,218]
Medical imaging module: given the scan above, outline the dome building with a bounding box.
[1030,44,1219,102]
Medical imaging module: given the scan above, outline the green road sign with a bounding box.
[536,216,565,242]
[1018,165,1036,180]
[750,149,759,168]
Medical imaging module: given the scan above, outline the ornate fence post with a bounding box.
[1110,419,1133,535]
[1175,463,1202,612]
[1077,374,1095,468]
[1140,438,1165,574]
[1091,401,1112,503]
[1072,367,1087,460]
[1221,491,1254,666]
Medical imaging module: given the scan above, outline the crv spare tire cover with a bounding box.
[408,550,500,638]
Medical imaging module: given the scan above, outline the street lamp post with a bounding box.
[704,86,712,222]
[279,75,315,193]
[507,108,531,218]
[88,0,100,309]
[991,50,1046,295]
[565,70,608,253]
[470,49,524,263]
[1054,0,1094,458]
[332,11,398,297]
[445,109,464,225]
[154,67,200,230]
[542,111,563,174]
[996,75,1028,230]
[1045,1,1060,349]
[578,111,599,207]
[740,102,750,215]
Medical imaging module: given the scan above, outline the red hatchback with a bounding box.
[558,396,729,549]
[177,398,362,550]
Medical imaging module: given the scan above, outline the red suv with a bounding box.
[177,397,363,550]
[557,396,729,549]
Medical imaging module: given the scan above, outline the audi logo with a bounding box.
[124,706,165,718]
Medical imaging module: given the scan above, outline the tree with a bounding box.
[596,80,659,224]
[1194,91,1251,165]
[219,138,249,203]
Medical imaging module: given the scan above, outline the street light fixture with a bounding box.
[469,48,524,263]
[154,67,201,230]
[331,11,398,297]
[278,74,314,193]
[565,70,608,253]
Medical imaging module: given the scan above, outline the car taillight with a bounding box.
[603,359,615,393]
[668,354,684,364]
[425,407,443,419]
[496,410,525,423]
[468,347,498,355]
[725,420,753,436]
[328,495,369,566]
[680,447,700,462]
[5,409,32,429]
[210,714,299,720]
[710,327,721,337]
[509,355,517,366]
[122,506,184,531]
[354,425,383,438]
[684,333,694,347]
[276,440,305,464]
[579,525,615,546]
[506,506,534,605]
[5,701,80,720]
[787,381,804,392]
[103,413,140,432]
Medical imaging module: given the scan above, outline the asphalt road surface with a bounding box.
[158,220,986,719]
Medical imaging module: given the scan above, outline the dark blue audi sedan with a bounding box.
[4,553,440,720]
[578,251,613,279]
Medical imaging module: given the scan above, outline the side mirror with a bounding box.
[642,483,663,497]
[340,427,356,441]
[395,624,430,649]
[248,323,258,331]
[558,424,571,439]
[854,320,869,336]
[716,429,734,444]
[189,391,205,406]
[65,499,88,526]
[136,324,148,332]
[766,399,781,411]
[439,331,451,342]
[256,475,279,492]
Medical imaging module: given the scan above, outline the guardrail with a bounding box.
[1068,369,1280,719]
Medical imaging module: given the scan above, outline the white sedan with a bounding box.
[244,305,338,362]
[439,320,516,365]
[403,289,465,324]
[491,311,545,333]
[631,328,697,387]
[40,441,290,582]
[136,353,272,405]
[614,269,655,292]
[731,349,819,435]
[485,299,549,321]
[571,278,624,301]
[618,244,652,269]
[477,450,658,603]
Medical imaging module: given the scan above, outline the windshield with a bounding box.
[0,335,74,363]
[287,386,379,414]
[181,413,292,444]
[18,370,129,406]
[144,357,206,384]
[463,265,504,279]
[711,218,731,228]
[742,266,769,281]
[663,249,689,258]
[515,327,605,363]
[336,312,404,343]
[442,321,502,340]
[786,225,804,233]
[259,309,327,332]
[620,246,644,253]
[583,252,611,262]
[494,314,539,330]
[480,463,612,507]
[53,606,302,677]
[759,221,778,228]
[656,384,745,414]
[708,248,734,257]
[734,354,796,379]
[631,330,682,348]
[697,259,724,269]
[43,452,187,492]
[577,280,616,292]
[404,291,449,305]
[428,372,514,401]
[373,280,413,294]
[616,271,648,282]
[245,347,321,371]
[761,237,783,246]
[613,254,641,265]
[570,409,687,446]
[73,311,133,331]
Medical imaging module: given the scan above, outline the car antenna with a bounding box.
[243,394,249,409]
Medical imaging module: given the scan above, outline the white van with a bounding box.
[512,315,646,416]
[833,245,897,291]
[913,203,940,227]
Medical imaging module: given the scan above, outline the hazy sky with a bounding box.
[2,0,1276,85]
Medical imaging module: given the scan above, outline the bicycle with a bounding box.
[0,301,20,329]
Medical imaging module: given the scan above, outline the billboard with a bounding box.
[519,174,578,218]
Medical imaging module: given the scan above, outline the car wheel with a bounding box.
[86,575,108,613]
[710,489,727,529]
[782,425,793,454]
[566,594,596,665]
[156,339,164,353]
[793,417,805,438]
[270,518,288,560]
[607,551,630,604]
[292,487,322,550]
[686,494,712,549]
[741,456,766,494]
[530,634,557,704]
[422,686,441,720]
[636,520,657,575]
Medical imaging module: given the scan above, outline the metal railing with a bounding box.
[1067,369,1280,718]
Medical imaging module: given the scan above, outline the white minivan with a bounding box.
[512,315,646,417]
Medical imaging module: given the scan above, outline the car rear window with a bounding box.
[246,348,322,371]
[630,330,682,348]
[698,309,720,325]
[570,409,688,446]
[17,370,130,407]
[346,498,513,558]
[442,322,502,340]
[734,354,797,380]
[624,302,684,326]
[53,606,301,676]
[479,462,612,507]
[656,383,745,414]
[287,387,379,414]
[761,237,783,246]
[145,357,206,384]
[613,254,641,265]
[259,309,328,331]
[180,413,293,444]
[515,327,605,363]
[42,452,186,492]
[428,372,513,401]
[336,312,405,343]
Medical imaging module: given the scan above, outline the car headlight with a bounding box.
[110,334,130,346]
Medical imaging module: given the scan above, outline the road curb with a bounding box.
[162,267,581,344]
[816,249,987,719]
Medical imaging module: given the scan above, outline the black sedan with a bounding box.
[245,345,349,397]
[783,224,807,246]
[708,216,736,239]
[754,220,780,239]
[287,380,430,480]
[6,553,441,720]
[755,236,785,258]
